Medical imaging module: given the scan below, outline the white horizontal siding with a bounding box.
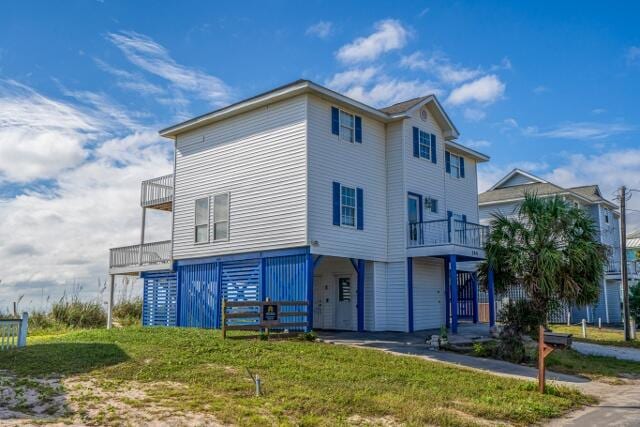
[173,96,308,259]
[479,201,520,225]
[412,257,445,330]
[385,261,408,331]
[386,121,406,262]
[364,260,375,331]
[372,261,388,331]
[307,95,387,261]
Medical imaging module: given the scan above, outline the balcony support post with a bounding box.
[472,272,479,324]
[138,207,147,265]
[450,255,458,334]
[602,277,610,323]
[488,267,496,328]
[444,257,450,329]
[107,274,115,329]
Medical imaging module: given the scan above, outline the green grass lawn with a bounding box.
[551,325,640,349]
[0,327,593,426]
[546,349,640,382]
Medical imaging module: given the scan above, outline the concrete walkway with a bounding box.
[573,341,640,362]
[318,330,640,427]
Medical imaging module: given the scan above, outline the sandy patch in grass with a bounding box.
[0,371,224,426]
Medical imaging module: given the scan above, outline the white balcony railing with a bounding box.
[141,174,173,209]
[408,219,488,249]
[606,260,640,275]
[109,240,172,270]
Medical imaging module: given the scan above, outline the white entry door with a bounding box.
[335,276,354,330]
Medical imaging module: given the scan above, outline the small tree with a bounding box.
[629,283,640,324]
[479,193,607,391]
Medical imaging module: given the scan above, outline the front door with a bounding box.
[335,276,354,330]
[408,195,420,244]
[313,275,324,329]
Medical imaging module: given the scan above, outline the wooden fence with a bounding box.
[0,312,28,351]
[222,300,309,338]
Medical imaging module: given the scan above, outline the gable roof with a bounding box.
[480,170,618,209]
[159,79,462,141]
[488,168,547,191]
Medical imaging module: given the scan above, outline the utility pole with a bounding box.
[620,186,631,341]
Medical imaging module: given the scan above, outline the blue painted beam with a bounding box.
[472,272,479,324]
[444,258,450,328]
[450,255,458,334]
[349,258,358,273]
[407,257,414,333]
[488,267,496,327]
[357,259,365,332]
[306,253,314,332]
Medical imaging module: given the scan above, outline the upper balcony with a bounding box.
[141,174,173,211]
[606,259,640,279]
[109,240,172,275]
[407,219,488,261]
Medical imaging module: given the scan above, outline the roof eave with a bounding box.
[445,140,489,162]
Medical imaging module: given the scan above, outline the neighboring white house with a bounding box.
[107,79,493,333]
[479,169,626,323]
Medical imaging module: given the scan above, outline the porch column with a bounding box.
[357,259,365,332]
[138,207,147,265]
[602,277,610,323]
[450,255,458,334]
[472,272,479,324]
[488,267,496,327]
[306,253,314,332]
[407,258,414,333]
[107,274,115,329]
[444,258,450,328]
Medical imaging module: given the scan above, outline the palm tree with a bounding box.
[480,193,606,319]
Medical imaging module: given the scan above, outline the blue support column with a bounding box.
[407,258,414,333]
[450,255,458,334]
[472,272,479,324]
[357,259,365,332]
[488,267,496,327]
[444,258,450,329]
[306,253,314,332]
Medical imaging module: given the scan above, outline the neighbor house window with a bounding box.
[418,130,431,160]
[425,197,438,213]
[604,209,610,224]
[341,186,356,227]
[194,197,209,243]
[213,193,229,241]
[339,110,354,143]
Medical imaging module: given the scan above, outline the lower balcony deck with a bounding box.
[109,240,172,275]
[407,219,488,261]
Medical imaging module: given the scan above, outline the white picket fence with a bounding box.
[0,312,28,350]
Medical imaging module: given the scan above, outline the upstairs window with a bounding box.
[445,151,465,178]
[419,130,431,159]
[213,193,230,241]
[412,127,437,163]
[341,186,356,227]
[331,107,362,143]
[425,197,438,213]
[604,209,610,224]
[194,197,209,243]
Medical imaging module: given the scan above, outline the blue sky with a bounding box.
[1,1,640,310]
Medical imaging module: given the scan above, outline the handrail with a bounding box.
[109,240,172,269]
[408,219,488,249]
[141,174,174,208]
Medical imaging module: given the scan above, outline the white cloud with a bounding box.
[532,85,550,94]
[306,21,333,39]
[626,46,640,64]
[336,19,409,63]
[464,139,491,149]
[325,67,379,91]
[591,108,606,115]
[94,58,164,96]
[0,80,172,310]
[417,7,430,18]
[463,108,486,122]
[343,78,440,107]
[446,75,505,106]
[525,122,633,140]
[401,52,482,84]
[106,31,232,106]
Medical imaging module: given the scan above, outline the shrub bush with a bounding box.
[51,298,106,329]
[113,298,143,326]
[28,310,55,330]
[500,300,545,337]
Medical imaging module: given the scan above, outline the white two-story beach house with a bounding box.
[479,169,630,324]
[107,80,494,333]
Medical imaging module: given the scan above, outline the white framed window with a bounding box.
[339,110,354,143]
[604,209,610,224]
[418,130,431,160]
[449,153,461,178]
[213,193,229,241]
[194,197,210,243]
[425,197,438,213]
[341,185,356,227]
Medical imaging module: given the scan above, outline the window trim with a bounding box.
[340,185,357,227]
[339,109,355,143]
[425,196,438,214]
[449,152,461,178]
[418,130,431,160]
[213,192,230,242]
[194,197,210,244]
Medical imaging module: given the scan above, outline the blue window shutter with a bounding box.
[355,116,362,143]
[430,134,437,164]
[462,214,467,223]
[445,151,451,173]
[332,182,341,226]
[356,188,364,230]
[412,127,419,157]
[432,199,438,213]
[331,107,339,136]
[460,156,465,178]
